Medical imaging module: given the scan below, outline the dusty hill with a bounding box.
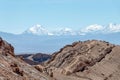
[40,40,120,80]
[1,36,120,80]
[17,53,51,65]
[0,37,53,80]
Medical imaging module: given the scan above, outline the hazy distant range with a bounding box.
[0,24,120,54]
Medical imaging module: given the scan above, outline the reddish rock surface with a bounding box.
[44,40,120,80]
[1,36,120,80]
[0,37,53,80]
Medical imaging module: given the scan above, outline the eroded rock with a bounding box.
[0,37,53,80]
[44,40,120,80]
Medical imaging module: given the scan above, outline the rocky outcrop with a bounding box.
[0,37,53,80]
[1,36,120,80]
[44,40,120,80]
[0,37,14,56]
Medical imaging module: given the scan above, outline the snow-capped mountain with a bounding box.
[53,28,77,35]
[23,23,120,36]
[24,24,54,35]
[81,24,104,33]
[107,23,120,33]
[23,25,77,36]
[80,23,120,34]
[0,23,120,53]
[60,28,77,35]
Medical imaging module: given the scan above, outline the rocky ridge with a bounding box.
[0,37,53,80]
[40,40,120,80]
[1,36,120,80]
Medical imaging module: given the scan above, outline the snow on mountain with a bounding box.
[107,23,120,33]
[24,24,54,35]
[80,23,120,34]
[22,23,120,36]
[81,24,104,33]
[56,28,77,35]
[1,23,120,53]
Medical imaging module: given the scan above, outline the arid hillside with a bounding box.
[40,40,120,80]
[1,36,120,80]
[0,37,53,80]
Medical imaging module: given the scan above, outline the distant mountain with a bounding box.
[53,28,77,35]
[80,24,104,33]
[23,24,54,35]
[17,53,51,65]
[80,23,120,34]
[23,24,77,36]
[0,23,120,53]
[22,23,120,36]
[0,31,16,37]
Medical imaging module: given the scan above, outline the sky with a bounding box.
[0,0,120,34]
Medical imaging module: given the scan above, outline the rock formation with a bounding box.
[43,40,120,80]
[1,36,120,80]
[0,37,53,80]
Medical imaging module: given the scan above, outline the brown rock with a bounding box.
[44,40,120,80]
[0,37,53,80]
[0,37,14,56]
[1,36,120,80]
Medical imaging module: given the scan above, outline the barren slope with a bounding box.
[0,37,53,80]
[43,40,120,80]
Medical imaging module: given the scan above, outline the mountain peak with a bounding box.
[107,23,120,32]
[24,24,54,35]
[29,24,43,34]
[80,23,120,34]
[57,27,76,35]
[81,24,104,33]
[22,23,120,36]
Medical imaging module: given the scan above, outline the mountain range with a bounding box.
[0,23,120,53]
[23,23,120,36]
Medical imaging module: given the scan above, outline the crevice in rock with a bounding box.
[10,63,24,76]
[73,73,92,80]
[79,46,114,72]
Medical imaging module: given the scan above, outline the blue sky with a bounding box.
[0,0,120,34]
